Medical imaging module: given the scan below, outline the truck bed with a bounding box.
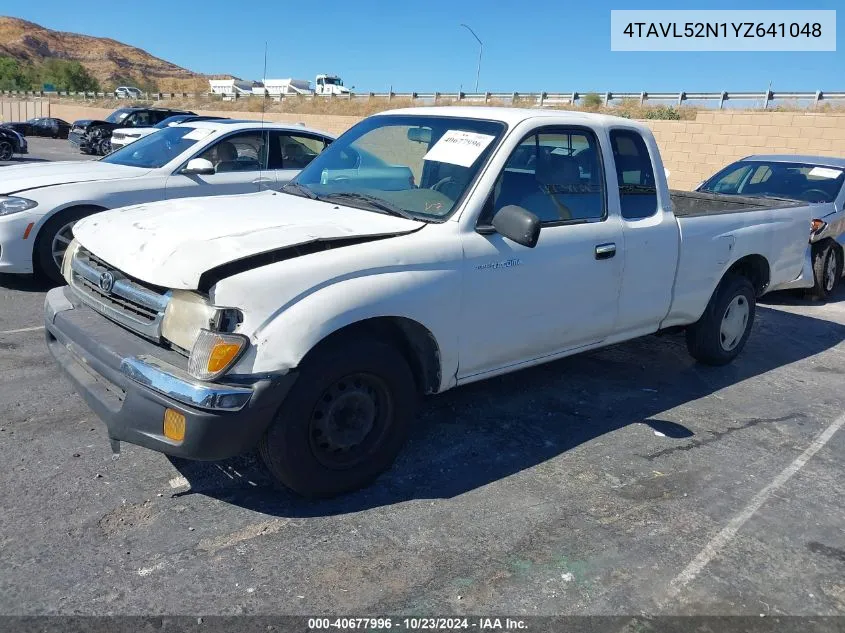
[670,190,802,217]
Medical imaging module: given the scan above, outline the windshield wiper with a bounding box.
[321,192,417,220]
[281,182,318,199]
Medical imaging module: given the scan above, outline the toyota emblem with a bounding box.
[98,271,115,294]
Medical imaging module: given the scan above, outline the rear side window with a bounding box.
[268,132,327,169]
[609,129,658,220]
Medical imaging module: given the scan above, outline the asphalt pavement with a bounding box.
[0,273,843,616]
[1,136,96,166]
[0,140,844,618]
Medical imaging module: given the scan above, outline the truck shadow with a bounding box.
[168,301,845,516]
[0,274,57,292]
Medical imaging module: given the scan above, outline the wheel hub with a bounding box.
[825,252,837,292]
[310,374,387,465]
[720,295,749,351]
[51,221,77,271]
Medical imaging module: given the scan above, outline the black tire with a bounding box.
[811,242,843,300]
[259,337,418,498]
[685,274,756,366]
[0,139,13,161]
[33,207,99,285]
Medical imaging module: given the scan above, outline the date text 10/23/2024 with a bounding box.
[306,617,529,630]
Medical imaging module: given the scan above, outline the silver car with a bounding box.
[698,155,845,299]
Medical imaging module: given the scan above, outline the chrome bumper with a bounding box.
[121,355,253,412]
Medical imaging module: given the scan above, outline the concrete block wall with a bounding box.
[646,112,845,190]
[46,103,845,191]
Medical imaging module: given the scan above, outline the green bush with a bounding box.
[0,56,99,92]
[641,105,682,120]
[581,92,603,109]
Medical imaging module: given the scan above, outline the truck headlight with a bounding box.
[62,238,80,282]
[161,290,244,368]
[188,329,249,381]
[0,196,38,216]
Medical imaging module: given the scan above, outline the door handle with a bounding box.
[595,242,616,260]
[252,177,274,184]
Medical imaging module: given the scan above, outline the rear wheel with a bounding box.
[811,242,842,300]
[259,337,418,498]
[686,274,756,366]
[0,140,13,161]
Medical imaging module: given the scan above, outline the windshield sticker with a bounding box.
[808,166,842,180]
[183,128,213,141]
[424,130,496,168]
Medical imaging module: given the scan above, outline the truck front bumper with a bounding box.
[44,286,296,461]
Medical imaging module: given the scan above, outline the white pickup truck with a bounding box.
[45,107,814,498]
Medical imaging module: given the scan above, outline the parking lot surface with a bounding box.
[0,269,843,615]
[1,137,96,166]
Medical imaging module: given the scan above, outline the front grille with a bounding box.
[67,130,85,147]
[69,247,170,341]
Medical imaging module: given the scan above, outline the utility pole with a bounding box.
[460,23,483,93]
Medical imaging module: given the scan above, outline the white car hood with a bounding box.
[1,161,149,194]
[73,190,425,289]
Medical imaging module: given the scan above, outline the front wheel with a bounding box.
[0,140,14,161]
[811,242,843,300]
[34,207,98,284]
[686,274,756,366]
[259,337,418,498]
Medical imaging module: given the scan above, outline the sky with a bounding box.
[2,0,842,93]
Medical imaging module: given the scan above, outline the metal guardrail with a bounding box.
[2,89,845,109]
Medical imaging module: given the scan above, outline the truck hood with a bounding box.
[1,161,150,194]
[72,190,425,290]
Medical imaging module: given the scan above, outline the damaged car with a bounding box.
[44,107,816,498]
[67,106,195,155]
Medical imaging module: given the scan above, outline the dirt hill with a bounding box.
[0,16,214,91]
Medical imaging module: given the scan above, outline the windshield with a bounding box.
[106,109,132,124]
[101,126,212,168]
[289,115,506,220]
[700,160,845,203]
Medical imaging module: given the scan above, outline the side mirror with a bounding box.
[491,205,541,248]
[182,158,215,175]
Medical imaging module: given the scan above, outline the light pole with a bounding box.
[460,23,482,93]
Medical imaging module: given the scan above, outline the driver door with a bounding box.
[458,127,624,379]
[165,130,272,199]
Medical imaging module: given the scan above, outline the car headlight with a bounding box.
[0,196,38,216]
[161,291,245,378]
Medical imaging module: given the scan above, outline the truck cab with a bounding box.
[315,74,349,96]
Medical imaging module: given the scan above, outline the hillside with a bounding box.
[0,16,212,91]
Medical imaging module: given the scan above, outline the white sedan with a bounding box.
[0,120,334,282]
